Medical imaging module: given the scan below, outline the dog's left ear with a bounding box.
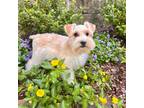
[84,21,96,33]
[64,23,76,36]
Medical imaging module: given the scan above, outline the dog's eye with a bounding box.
[85,32,89,36]
[74,32,79,37]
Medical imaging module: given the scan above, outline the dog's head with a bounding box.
[64,21,96,54]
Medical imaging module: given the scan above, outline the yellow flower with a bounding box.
[99,70,106,76]
[83,74,88,80]
[51,59,60,67]
[102,78,106,82]
[112,96,119,104]
[61,63,66,69]
[36,89,45,97]
[28,84,33,91]
[99,97,107,104]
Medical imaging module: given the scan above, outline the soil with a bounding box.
[101,63,126,104]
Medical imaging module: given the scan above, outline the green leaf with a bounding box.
[41,61,52,70]
[72,84,80,96]
[118,99,123,108]
[32,79,42,87]
[82,99,88,108]
[60,100,66,108]
[73,96,81,102]
[95,103,102,108]
[32,101,37,108]
[18,74,27,81]
[51,85,56,97]
[50,72,58,83]
[48,104,55,108]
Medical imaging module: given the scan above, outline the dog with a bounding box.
[26,21,96,83]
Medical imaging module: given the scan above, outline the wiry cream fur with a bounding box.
[26,21,96,83]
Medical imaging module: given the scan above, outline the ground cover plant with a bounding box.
[18,0,126,108]
[101,0,126,44]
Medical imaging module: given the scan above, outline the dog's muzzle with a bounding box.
[80,41,86,47]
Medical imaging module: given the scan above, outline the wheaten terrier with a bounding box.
[26,21,96,83]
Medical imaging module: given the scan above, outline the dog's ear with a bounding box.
[84,21,96,33]
[64,24,76,36]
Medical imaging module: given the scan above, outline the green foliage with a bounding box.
[18,0,82,36]
[90,32,126,64]
[18,38,29,67]
[101,0,126,40]
[18,0,83,37]
[18,59,123,108]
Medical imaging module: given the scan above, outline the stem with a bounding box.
[102,104,105,108]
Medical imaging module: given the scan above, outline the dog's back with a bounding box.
[30,33,68,51]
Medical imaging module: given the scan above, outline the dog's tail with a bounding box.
[29,34,41,39]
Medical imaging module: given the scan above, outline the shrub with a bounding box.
[18,0,83,37]
[101,0,126,41]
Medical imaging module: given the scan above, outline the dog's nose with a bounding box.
[80,41,86,46]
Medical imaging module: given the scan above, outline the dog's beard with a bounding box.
[70,37,95,54]
[72,45,90,54]
[78,47,90,54]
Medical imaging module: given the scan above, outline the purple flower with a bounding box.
[20,41,27,48]
[92,54,97,61]
[80,54,88,66]
[24,56,29,62]
[20,38,31,50]
[24,51,32,62]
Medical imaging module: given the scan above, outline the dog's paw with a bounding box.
[67,80,75,85]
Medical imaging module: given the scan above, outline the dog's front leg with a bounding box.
[62,69,75,84]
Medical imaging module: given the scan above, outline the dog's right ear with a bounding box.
[64,24,76,36]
